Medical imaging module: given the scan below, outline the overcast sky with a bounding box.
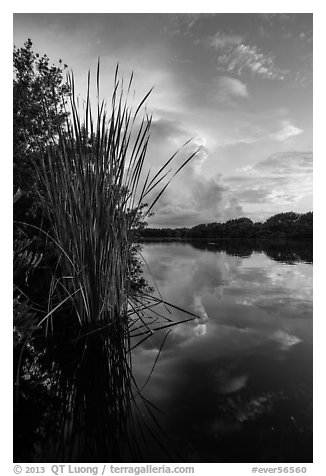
[13,13,313,227]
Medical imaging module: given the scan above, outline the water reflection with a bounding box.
[15,240,312,463]
[133,240,312,462]
[14,312,181,462]
[149,238,313,264]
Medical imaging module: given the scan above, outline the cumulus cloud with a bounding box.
[150,173,228,227]
[147,143,312,227]
[144,119,234,227]
[150,205,202,227]
[235,188,274,204]
[223,196,245,219]
[143,111,311,228]
[150,117,189,147]
[191,175,227,211]
[147,120,312,226]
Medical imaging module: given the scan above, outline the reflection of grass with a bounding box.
[14,64,199,462]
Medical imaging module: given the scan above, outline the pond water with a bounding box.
[14,240,312,463]
[131,240,313,462]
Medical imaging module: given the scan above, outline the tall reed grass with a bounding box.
[35,63,197,331]
[27,63,199,461]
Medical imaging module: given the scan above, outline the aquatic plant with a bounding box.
[33,62,197,330]
[17,62,199,462]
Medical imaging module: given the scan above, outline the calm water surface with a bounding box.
[132,241,313,462]
[15,240,312,463]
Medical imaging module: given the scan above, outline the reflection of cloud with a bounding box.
[226,257,312,317]
[256,296,312,320]
[193,295,209,319]
[211,390,284,438]
[195,324,207,336]
[141,246,235,347]
[134,243,312,442]
[218,375,248,394]
[270,330,302,350]
[141,243,312,362]
[193,295,209,336]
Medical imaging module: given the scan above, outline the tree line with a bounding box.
[140,212,313,240]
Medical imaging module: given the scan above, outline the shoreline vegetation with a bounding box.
[140,211,313,240]
[13,40,198,462]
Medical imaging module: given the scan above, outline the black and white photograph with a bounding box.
[12,9,314,467]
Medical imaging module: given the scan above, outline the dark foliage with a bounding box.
[13,39,71,350]
[141,212,313,240]
[13,38,69,197]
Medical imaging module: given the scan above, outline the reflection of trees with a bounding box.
[261,240,313,264]
[189,239,254,258]
[187,239,313,264]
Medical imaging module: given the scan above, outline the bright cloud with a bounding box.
[270,330,302,350]
[271,120,303,141]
